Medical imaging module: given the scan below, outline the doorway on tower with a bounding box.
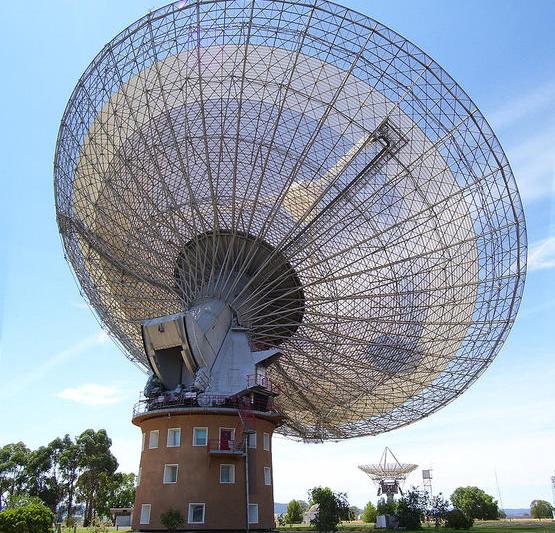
[219,428,235,451]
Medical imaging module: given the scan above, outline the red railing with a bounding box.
[207,439,243,453]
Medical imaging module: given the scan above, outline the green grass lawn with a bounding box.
[277,520,555,533]
[60,529,131,533]
[63,520,555,533]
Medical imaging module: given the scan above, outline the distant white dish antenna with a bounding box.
[359,447,418,503]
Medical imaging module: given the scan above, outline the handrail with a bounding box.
[132,391,277,418]
[246,374,280,392]
[207,439,243,453]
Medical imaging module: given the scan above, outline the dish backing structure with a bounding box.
[54,0,526,530]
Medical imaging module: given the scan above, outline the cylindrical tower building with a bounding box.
[132,388,281,531]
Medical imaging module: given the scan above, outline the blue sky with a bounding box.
[1,0,554,510]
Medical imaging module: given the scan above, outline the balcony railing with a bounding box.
[132,390,277,418]
[246,374,280,393]
[207,439,243,454]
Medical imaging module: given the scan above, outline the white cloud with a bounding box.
[55,383,122,406]
[528,236,555,271]
[0,330,109,397]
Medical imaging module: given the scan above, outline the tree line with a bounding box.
[360,486,502,530]
[0,429,135,526]
[280,484,522,531]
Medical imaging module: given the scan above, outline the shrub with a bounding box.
[5,494,45,509]
[0,502,54,533]
[445,509,474,529]
[376,498,396,516]
[395,488,427,530]
[428,493,450,528]
[307,486,350,532]
[160,509,184,532]
[396,499,421,530]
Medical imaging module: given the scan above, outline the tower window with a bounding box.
[167,428,181,447]
[193,427,208,446]
[139,504,151,525]
[248,503,259,524]
[264,466,272,486]
[220,464,235,484]
[263,432,270,451]
[148,430,159,449]
[247,432,257,449]
[163,464,179,484]
[188,503,205,524]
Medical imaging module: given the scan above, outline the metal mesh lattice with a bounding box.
[54,0,526,440]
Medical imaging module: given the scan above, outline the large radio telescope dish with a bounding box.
[54,0,526,441]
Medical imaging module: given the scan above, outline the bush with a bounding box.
[376,498,397,516]
[445,509,474,529]
[160,509,184,531]
[396,499,421,530]
[395,488,427,530]
[307,486,350,532]
[429,493,451,528]
[4,495,45,509]
[0,502,54,533]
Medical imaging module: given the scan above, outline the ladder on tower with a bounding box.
[236,400,256,449]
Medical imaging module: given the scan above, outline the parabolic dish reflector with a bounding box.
[54,0,526,440]
[359,447,418,482]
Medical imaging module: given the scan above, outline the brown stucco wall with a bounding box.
[131,410,278,531]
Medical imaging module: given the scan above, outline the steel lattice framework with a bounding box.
[54,0,526,440]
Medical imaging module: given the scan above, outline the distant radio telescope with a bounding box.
[54,0,526,530]
[359,448,418,503]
